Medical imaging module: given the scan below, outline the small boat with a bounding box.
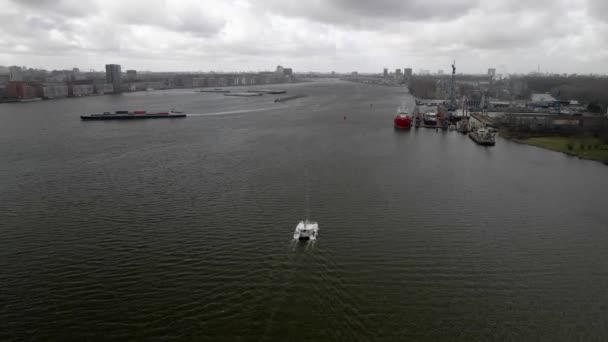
[394,112,412,129]
[469,127,496,145]
[293,220,319,240]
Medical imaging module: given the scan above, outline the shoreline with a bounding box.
[0,80,308,104]
[501,132,608,165]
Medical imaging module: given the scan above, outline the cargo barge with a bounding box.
[80,110,186,120]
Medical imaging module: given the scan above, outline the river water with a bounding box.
[1,80,607,341]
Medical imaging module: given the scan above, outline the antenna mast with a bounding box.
[450,60,456,109]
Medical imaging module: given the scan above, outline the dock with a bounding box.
[247,89,286,94]
[274,95,307,103]
[224,92,263,97]
[471,112,496,127]
[199,89,230,93]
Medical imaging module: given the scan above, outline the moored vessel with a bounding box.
[457,118,470,134]
[423,112,438,127]
[469,127,496,145]
[394,112,412,129]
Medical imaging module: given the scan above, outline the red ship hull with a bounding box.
[394,114,412,129]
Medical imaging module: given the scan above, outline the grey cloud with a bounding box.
[587,0,608,21]
[12,0,98,17]
[263,0,480,27]
[1,0,607,73]
[113,1,225,36]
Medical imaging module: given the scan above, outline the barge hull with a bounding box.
[81,114,186,120]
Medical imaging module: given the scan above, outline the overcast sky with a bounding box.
[1,0,608,74]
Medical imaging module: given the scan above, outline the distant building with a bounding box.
[105,64,122,93]
[395,69,403,80]
[9,66,23,81]
[94,83,114,94]
[47,73,67,83]
[42,83,69,98]
[71,84,94,96]
[283,68,293,77]
[71,68,80,80]
[488,68,496,78]
[170,74,194,88]
[67,79,95,97]
[146,81,166,90]
[126,69,137,81]
[276,65,284,75]
[403,68,413,78]
[438,69,444,75]
[352,71,358,76]
[383,68,388,78]
[531,93,556,102]
[7,81,42,100]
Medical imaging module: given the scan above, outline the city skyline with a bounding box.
[2,0,608,74]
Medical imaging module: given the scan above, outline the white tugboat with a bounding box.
[469,127,496,146]
[293,220,319,241]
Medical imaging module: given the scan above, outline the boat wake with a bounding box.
[290,238,316,251]
[186,107,281,117]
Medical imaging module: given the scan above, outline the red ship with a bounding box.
[394,112,412,129]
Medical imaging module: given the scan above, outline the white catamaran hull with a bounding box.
[293,221,319,240]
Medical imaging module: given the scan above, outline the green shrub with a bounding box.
[566,142,574,150]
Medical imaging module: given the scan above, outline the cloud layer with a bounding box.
[1,0,607,73]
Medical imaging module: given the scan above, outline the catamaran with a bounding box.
[293,220,319,240]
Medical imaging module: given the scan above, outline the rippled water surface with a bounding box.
[1,80,608,341]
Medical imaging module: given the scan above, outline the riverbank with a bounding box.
[506,134,608,164]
